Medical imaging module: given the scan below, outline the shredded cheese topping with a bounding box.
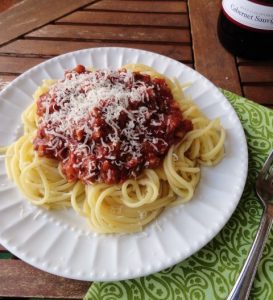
[35,67,186,184]
[39,69,166,157]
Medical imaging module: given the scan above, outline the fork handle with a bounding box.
[227,208,273,300]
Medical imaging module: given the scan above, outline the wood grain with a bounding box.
[0,40,193,62]
[85,0,187,13]
[0,74,17,84]
[56,11,189,27]
[26,25,191,43]
[0,244,6,251]
[243,86,273,105]
[0,56,46,74]
[188,0,242,94]
[0,0,22,13]
[239,65,273,83]
[236,57,273,64]
[0,0,96,46]
[0,260,90,298]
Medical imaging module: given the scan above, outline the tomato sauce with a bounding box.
[34,65,192,184]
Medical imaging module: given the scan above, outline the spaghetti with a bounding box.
[2,64,225,233]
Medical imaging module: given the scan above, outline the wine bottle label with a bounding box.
[222,0,273,30]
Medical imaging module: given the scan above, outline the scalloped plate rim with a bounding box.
[0,47,248,281]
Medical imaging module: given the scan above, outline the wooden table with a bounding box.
[0,0,272,299]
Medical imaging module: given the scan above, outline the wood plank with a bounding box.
[0,56,46,74]
[0,52,193,78]
[0,74,17,91]
[0,74,17,83]
[0,0,96,46]
[56,11,189,27]
[0,244,6,251]
[26,25,191,43]
[186,63,194,69]
[239,66,273,83]
[188,0,242,95]
[85,0,187,13]
[0,260,90,298]
[236,57,273,65]
[243,85,273,105]
[0,40,193,62]
[0,0,22,13]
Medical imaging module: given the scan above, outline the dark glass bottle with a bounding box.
[218,0,273,59]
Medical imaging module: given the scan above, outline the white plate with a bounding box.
[0,47,248,281]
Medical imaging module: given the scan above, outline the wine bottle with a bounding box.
[218,0,273,59]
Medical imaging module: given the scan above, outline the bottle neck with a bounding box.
[222,0,273,31]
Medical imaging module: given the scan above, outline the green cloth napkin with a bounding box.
[85,90,273,300]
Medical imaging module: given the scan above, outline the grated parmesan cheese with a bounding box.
[34,66,187,184]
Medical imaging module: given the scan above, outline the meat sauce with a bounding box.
[34,65,192,184]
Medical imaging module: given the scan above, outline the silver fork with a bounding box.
[228,150,273,300]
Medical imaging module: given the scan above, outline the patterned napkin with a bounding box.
[84,91,273,300]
